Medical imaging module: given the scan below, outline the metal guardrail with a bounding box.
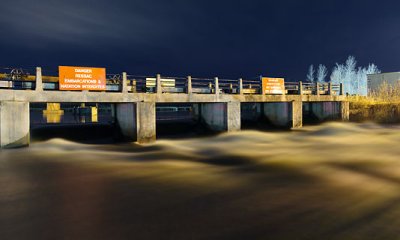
[0,67,344,96]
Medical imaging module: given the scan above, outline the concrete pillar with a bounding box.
[200,103,227,131]
[0,101,30,148]
[227,102,241,131]
[239,78,243,95]
[116,102,156,143]
[214,77,219,95]
[341,101,350,121]
[292,101,303,129]
[263,101,302,129]
[156,74,162,94]
[122,72,128,93]
[187,76,192,94]
[316,82,320,96]
[116,103,136,140]
[136,102,156,143]
[35,67,43,91]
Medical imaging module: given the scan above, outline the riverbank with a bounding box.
[350,101,400,123]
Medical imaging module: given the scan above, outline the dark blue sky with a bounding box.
[0,0,398,80]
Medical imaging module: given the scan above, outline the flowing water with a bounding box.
[1,123,400,239]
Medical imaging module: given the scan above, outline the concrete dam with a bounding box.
[0,67,349,148]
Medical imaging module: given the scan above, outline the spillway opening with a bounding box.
[303,102,342,125]
[156,103,214,139]
[30,103,118,143]
[241,103,292,130]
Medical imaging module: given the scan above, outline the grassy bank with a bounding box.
[349,82,400,123]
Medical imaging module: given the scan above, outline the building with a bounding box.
[368,72,400,93]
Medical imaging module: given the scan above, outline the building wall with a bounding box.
[368,72,400,93]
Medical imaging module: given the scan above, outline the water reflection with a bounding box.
[33,104,111,125]
[2,122,400,239]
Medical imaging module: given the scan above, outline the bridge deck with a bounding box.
[0,90,346,103]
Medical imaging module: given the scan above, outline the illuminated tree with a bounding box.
[316,64,328,83]
[306,65,315,83]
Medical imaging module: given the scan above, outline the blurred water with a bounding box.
[1,123,400,239]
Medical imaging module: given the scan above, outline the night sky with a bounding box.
[0,0,398,80]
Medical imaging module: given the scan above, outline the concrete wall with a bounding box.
[368,72,400,93]
[116,102,156,144]
[200,103,227,131]
[116,103,136,140]
[200,102,241,132]
[0,101,30,148]
[227,102,241,132]
[292,101,303,128]
[136,102,156,143]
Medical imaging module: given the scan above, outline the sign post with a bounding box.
[59,66,106,91]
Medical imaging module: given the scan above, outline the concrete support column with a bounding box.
[116,103,136,140]
[122,72,128,93]
[200,103,227,131]
[341,101,350,121]
[239,78,243,95]
[116,102,156,144]
[292,101,303,129]
[136,102,156,143]
[35,67,43,91]
[328,82,333,95]
[156,74,162,94]
[0,101,30,148]
[187,76,192,94]
[227,102,241,132]
[316,82,320,96]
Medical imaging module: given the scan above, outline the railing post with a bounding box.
[214,77,219,95]
[299,81,303,95]
[187,76,192,94]
[156,74,162,94]
[340,83,344,96]
[316,82,320,96]
[328,82,333,96]
[239,78,243,95]
[35,67,43,91]
[122,72,128,93]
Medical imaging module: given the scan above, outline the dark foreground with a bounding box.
[1,123,400,239]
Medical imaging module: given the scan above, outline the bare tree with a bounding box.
[306,65,315,83]
[330,56,379,95]
[316,64,328,83]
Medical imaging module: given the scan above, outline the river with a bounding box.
[1,122,400,239]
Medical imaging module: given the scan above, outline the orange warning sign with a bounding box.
[59,66,106,91]
[262,77,285,95]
